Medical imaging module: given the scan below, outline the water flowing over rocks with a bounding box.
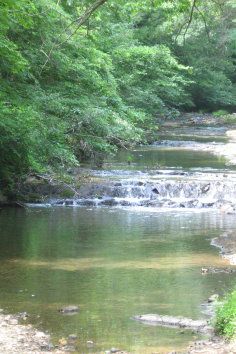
[49,175,236,210]
[22,126,236,212]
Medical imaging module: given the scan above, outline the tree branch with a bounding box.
[39,0,108,75]
[183,0,197,43]
[195,5,211,41]
[174,20,189,44]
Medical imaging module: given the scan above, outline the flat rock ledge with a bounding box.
[133,314,213,333]
[0,313,65,354]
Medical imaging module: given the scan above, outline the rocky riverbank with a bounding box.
[186,337,236,354]
[0,310,235,354]
[0,312,65,354]
[211,231,236,266]
[214,129,236,166]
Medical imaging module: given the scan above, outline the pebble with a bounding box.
[40,343,54,350]
[87,340,94,347]
[68,334,77,340]
[58,305,79,314]
[58,337,67,346]
[208,294,219,303]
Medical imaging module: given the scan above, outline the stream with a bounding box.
[1,126,236,353]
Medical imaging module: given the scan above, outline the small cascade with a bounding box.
[51,177,236,210]
[44,134,236,210]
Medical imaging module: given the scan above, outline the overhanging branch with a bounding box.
[40,0,108,75]
[183,0,197,43]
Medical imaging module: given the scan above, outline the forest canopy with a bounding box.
[0,0,235,188]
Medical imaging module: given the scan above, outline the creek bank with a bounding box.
[211,231,236,265]
[214,130,236,166]
[186,337,236,354]
[133,314,236,354]
[0,312,66,353]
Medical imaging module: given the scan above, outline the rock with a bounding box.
[40,343,54,351]
[152,188,159,194]
[58,337,67,346]
[220,204,235,214]
[68,334,77,340]
[201,184,210,193]
[111,348,120,353]
[201,266,236,274]
[100,198,118,206]
[201,267,209,274]
[87,340,94,347]
[207,294,219,303]
[34,331,48,339]
[58,305,79,314]
[137,181,144,186]
[17,312,29,320]
[133,314,210,333]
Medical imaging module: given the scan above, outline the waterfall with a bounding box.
[51,175,236,210]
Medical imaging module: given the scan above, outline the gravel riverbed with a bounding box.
[0,312,65,354]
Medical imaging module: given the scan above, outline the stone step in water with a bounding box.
[50,177,236,210]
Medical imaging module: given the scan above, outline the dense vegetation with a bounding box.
[0,0,236,191]
[216,289,236,339]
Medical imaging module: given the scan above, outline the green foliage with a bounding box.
[213,110,230,117]
[0,89,76,190]
[215,290,236,339]
[0,0,236,191]
[217,113,236,124]
[130,0,236,111]
[113,45,192,115]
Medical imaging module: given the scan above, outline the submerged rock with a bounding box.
[58,305,79,314]
[68,334,77,340]
[201,267,236,274]
[207,294,219,303]
[133,314,212,333]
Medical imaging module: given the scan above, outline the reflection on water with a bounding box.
[105,146,230,171]
[0,207,236,353]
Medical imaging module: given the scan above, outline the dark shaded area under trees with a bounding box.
[0,0,235,192]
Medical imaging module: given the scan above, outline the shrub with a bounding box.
[215,289,236,339]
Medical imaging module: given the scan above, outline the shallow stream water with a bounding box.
[1,127,236,353]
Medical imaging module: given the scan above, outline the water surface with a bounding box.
[0,207,236,353]
[1,128,236,353]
